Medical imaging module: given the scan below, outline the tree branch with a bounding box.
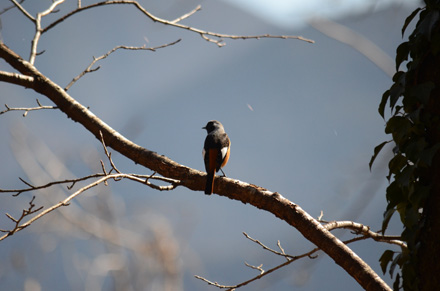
[9,0,35,22]
[0,70,34,87]
[0,99,57,117]
[198,225,401,290]
[324,220,407,249]
[41,1,314,46]
[65,39,181,90]
[0,173,134,241]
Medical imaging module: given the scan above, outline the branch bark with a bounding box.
[0,42,390,290]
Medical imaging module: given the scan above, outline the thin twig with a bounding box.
[9,0,35,21]
[0,174,104,196]
[64,40,181,90]
[0,196,43,234]
[243,232,294,259]
[99,131,121,174]
[244,262,264,274]
[0,172,180,197]
[28,0,65,64]
[170,5,201,24]
[0,99,58,116]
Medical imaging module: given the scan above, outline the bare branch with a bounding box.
[0,174,105,196]
[0,171,180,197]
[244,262,264,274]
[65,39,181,90]
[324,220,407,249]
[0,99,57,116]
[99,131,121,174]
[0,172,160,241]
[195,250,303,291]
[29,0,65,64]
[193,275,236,289]
[170,5,201,24]
[40,0,65,17]
[198,224,404,290]
[0,196,43,235]
[41,1,314,46]
[243,232,294,259]
[9,0,35,22]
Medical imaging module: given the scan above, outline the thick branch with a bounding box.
[0,70,34,87]
[0,42,389,290]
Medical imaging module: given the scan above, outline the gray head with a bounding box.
[203,120,224,133]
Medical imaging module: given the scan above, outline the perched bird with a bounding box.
[202,120,230,195]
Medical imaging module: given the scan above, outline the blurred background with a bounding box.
[0,0,419,290]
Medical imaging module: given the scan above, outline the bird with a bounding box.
[202,120,231,195]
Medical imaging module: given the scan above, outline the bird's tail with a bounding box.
[205,171,215,195]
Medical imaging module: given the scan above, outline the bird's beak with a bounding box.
[202,126,206,129]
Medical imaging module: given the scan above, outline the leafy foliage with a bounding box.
[372,1,440,290]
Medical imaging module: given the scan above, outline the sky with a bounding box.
[0,0,421,290]
[221,0,420,28]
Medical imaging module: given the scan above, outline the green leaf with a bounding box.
[402,8,422,37]
[379,250,395,274]
[369,141,391,170]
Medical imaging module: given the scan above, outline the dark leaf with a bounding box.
[396,42,409,70]
[414,82,435,105]
[369,141,391,170]
[379,250,395,274]
[382,207,396,233]
[386,181,403,208]
[388,154,407,174]
[403,206,420,228]
[379,89,390,118]
[417,10,439,40]
[402,8,422,37]
[396,165,415,187]
[419,143,440,166]
[390,253,403,278]
[393,273,401,291]
[389,72,406,110]
[385,116,412,143]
